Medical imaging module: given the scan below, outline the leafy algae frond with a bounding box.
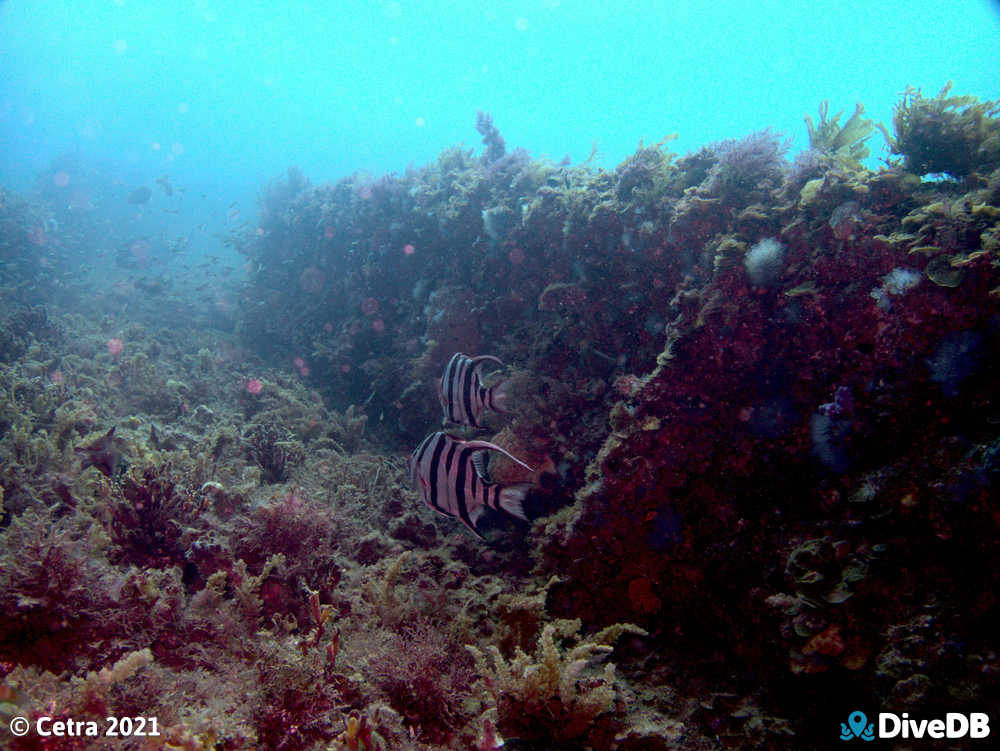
[805,100,887,164]
[467,618,647,744]
[889,81,1000,176]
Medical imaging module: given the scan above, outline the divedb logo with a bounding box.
[840,711,875,741]
[840,710,991,741]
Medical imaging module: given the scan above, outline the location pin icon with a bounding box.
[848,711,867,738]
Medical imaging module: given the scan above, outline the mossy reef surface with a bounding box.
[1,87,999,750]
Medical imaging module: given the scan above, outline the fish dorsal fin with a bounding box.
[471,450,490,481]
[469,354,504,378]
[462,439,535,473]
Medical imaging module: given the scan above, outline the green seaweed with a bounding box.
[466,619,647,744]
[889,82,1000,176]
[805,100,886,164]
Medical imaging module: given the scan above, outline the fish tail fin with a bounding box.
[497,483,531,521]
[487,378,511,413]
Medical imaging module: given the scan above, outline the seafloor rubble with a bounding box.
[1,86,998,750]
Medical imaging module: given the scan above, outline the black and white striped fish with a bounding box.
[438,352,510,428]
[409,431,534,539]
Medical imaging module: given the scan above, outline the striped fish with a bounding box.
[438,352,510,428]
[409,431,534,539]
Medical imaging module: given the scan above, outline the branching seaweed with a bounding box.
[805,100,886,164]
[362,550,412,628]
[106,462,198,567]
[244,421,303,483]
[889,81,1000,176]
[466,618,647,743]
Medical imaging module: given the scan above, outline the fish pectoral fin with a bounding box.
[471,450,490,481]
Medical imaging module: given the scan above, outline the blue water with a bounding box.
[2,0,999,229]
